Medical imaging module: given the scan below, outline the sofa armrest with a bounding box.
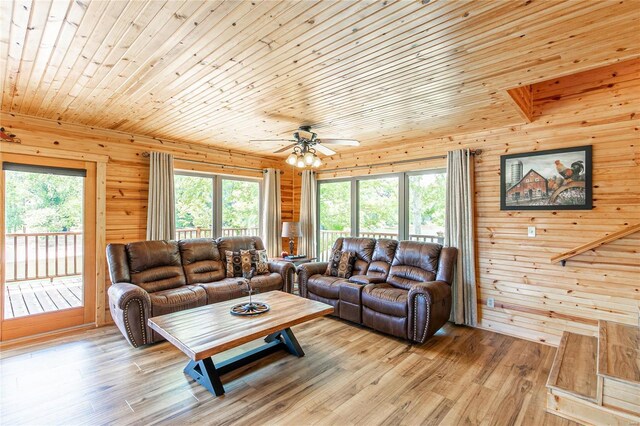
[108,282,151,310]
[268,260,296,293]
[296,262,329,298]
[407,281,451,304]
[407,281,452,344]
[107,282,152,348]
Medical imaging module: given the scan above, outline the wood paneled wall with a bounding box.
[0,113,296,324]
[317,59,640,345]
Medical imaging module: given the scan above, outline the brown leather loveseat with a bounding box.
[297,237,457,343]
[106,236,294,347]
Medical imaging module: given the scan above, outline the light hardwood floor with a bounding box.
[0,318,577,425]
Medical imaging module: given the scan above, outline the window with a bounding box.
[358,176,399,239]
[407,171,446,242]
[221,178,260,237]
[318,180,351,261]
[317,170,446,261]
[174,173,261,239]
[175,174,214,239]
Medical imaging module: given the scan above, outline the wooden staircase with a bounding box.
[546,320,640,425]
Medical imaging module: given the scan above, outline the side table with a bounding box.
[272,256,318,295]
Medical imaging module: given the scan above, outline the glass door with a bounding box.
[1,154,96,341]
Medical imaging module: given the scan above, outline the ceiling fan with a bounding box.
[250,126,360,168]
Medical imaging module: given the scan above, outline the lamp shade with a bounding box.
[281,221,302,238]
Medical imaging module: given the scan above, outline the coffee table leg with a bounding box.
[185,327,304,396]
[280,328,305,357]
[184,358,225,396]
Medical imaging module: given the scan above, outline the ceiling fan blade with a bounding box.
[316,138,360,146]
[314,143,336,156]
[250,139,297,142]
[273,143,298,153]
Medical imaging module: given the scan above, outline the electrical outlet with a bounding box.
[528,226,536,237]
[487,297,495,308]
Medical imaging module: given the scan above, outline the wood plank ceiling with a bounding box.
[1,0,638,156]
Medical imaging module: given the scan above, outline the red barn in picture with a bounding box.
[506,169,549,203]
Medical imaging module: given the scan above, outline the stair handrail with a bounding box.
[551,222,640,266]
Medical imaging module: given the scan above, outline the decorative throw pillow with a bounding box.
[255,249,270,275]
[225,250,244,278]
[240,250,254,276]
[239,249,270,276]
[325,249,356,278]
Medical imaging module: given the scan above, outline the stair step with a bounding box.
[547,331,600,403]
[598,320,640,385]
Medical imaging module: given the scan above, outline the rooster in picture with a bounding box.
[554,159,584,183]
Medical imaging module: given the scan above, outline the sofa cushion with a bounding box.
[307,274,349,299]
[362,283,408,317]
[326,250,356,278]
[388,241,441,290]
[366,239,398,281]
[217,236,260,258]
[332,237,375,275]
[198,277,246,304]
[391,241,441,273]
[179,239,225,285]
[150,285,207,316]
[126,241,186,292]
[250,272,283,293]
[348,274,385,285]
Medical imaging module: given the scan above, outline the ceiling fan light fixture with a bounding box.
[286,153,297,165]
[303,151,315,165]
[312,157,322,168]
[296,157,306,168]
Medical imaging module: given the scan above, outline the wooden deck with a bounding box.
[3,276,83,319]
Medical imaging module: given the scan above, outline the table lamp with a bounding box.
[281,222,302,255]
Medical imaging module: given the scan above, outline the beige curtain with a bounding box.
[445,149,477,326]
[146,152,176,241]
[299,170,317,258]
[261,168,282,257]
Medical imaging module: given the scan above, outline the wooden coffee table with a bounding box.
[148,291,333,396]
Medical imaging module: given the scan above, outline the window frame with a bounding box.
[316,168,446,256]
[174,171,263,239]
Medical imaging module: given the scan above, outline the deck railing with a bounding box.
[176,227,259,240]
[318,230,445,261]
[176,227,213,240]
[4,231,83,283]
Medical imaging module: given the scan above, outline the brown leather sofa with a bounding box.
[106,236,295,347]
[297,237,457,343]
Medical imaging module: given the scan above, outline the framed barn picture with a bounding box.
[500,145,592,210]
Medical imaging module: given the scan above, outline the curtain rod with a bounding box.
[315,149,481,174]
[141,151,284,174]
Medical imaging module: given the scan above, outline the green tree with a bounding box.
[4,171,83,233]
[359,177,399,233]
[318,181,351,231]
[174,175,213,229]
[222,179,259,229]
[409,173,446,235]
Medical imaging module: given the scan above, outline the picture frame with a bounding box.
[500,145,592,210]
